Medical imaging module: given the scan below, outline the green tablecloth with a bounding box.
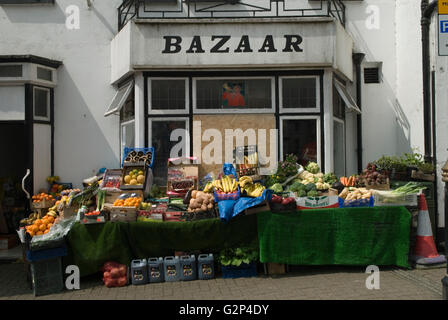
[257,206,411,268]
[64,214,257,277]
[64,206,411,277]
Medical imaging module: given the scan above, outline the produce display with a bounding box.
[124,150,153,166]
[60,189,81,197]
[360,163,388,186]
[123,168,145,186]
[140,201,151,210]
[339,176,356,187]
[25,213,57,237]
[113,197,142,208]
[239,176,266,198]
[32,193,55,203]
[83,210,101,217]
[213,175,238,194]
[339,187,372,201]
[102,262,128,288]
[287,180,319,197]
[188,190,214,213]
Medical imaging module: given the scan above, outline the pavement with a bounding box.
[0,261,445,300]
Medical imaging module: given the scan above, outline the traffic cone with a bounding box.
[411,194,446,266]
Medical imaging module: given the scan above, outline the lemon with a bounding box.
[137,175,145,184]
[124,175,131,184]
[130,179,138,185]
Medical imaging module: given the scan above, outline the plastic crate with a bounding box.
[31,257,64,296]
[338,196,375,208]
[26,246,67,262]
[214,188,240,202]
[122,147,155,168]
[221,262,257,279]
[373,191,418,207]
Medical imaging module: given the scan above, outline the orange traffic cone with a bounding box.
[412,194,446,265]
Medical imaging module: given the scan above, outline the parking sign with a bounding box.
[439,15,448,56]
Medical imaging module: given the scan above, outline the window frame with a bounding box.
[120,118,136,160]
[192,76,275,114]
[279,75,320,114]
[333,117,346,177]
[33,86,50,122]
[279,115,321,168]
[148,77,189,115]
[148,117,191,159]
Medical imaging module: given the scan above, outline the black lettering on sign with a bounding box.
[234,35,253,53]
[162,36,182,54]
[186,36,205,53]
[283,35,303,52]
[258,35,277,52]
[211,35,231,53]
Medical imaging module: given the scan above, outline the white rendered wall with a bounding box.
[0,1,122,187]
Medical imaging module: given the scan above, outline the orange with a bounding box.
[47,223,53,229]
[35,219,42,226]
[44,230,49,234]
[39,224,47,232]
[36,231,43,236]
[31,225,39,233]
[47,216,55,224]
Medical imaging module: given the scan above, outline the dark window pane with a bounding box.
[282,119,317,167]
[0,65,22,77]
[34,88,48,118]
[120,88,135,122]
[282,78,317,109]
[333,120,345,177]
[151,80,186,110]
[333,84,345,119]
[196,79,271,109]
[37,67,52,82]
[151,120,187,185]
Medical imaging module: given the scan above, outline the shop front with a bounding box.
[108,18,359,182]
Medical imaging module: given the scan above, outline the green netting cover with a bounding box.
[64,214,257,277]
[257,206,411,268]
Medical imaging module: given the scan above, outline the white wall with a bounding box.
[0,1,122,187]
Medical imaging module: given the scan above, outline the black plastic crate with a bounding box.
[31,257,64,297]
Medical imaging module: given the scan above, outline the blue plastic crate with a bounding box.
[26,245,67,262]
[338,196,374,208]
[221,262,257,279]
[214,188,241,202]
[122,147,155,168]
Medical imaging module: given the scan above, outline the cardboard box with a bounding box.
[167,157,199,197]
[80,211,108,224]
[0,234,18,250]
[295,196,339,210]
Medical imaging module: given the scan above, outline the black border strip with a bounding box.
[0,54,62,69]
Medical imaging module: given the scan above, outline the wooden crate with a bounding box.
[266,263,286,275]
[110,207,137,222]
[411,170,435,182]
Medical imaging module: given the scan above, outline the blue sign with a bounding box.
[441,20,448,33]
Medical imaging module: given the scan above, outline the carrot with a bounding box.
[340,177,345,185]
[348,176,353,187]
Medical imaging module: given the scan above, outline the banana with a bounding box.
[232,179,237,192]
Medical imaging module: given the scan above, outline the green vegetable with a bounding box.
[418,162,434,174]
[305,162,320,174]
[218,242,259,267]
[268,183,283,193]
[288,181,306,193]
[305,183,317,192]
[297,190,307,197]
[323,173,338,184]
[392,182,426,195]
[307,190,319,197]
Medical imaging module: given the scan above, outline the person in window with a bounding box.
[222,83,246,108]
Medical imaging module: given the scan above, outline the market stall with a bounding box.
[16,148,435,295]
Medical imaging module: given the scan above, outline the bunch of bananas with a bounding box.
[239,176,266,198]
[203,182,214,193]
[212,175,238,193]
[20,210,57,226]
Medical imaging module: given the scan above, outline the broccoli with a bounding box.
[297,189,307,197]
[289,181,306,193]
[307,190,319,197]
[305,162,320,174]
[323,173,338,184]
[305,183,317,192]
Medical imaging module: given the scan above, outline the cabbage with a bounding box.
[268,183,283,193]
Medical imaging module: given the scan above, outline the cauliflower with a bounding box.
[305,162,320,174]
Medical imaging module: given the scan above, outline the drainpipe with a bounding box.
[421,0,438,163]
[353,53,365,173]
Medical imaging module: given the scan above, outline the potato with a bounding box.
[194,208,201,213]
[207,203,213,210]
[189,198,196,206]
[203,198,209,206]
[196,191,205,199]
[191,190,198,199]
[201,204,207,212]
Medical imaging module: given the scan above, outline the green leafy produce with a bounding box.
[418,162,434,174]
[218,242,259,267]
[289,181,306,193]
[297,190,307,197]
[305,162,320,174]
[307,190,319,197]
[323,173,338,184]
[149,185,166,199]
[392,182,426,195]
[268,183,283,193]
[305,183,317,192]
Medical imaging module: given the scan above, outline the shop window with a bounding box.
[333,119,345,177]
[120,87,135,123]
[194,78,273,112]
[149,118,189,185]
[33,87,50,121]
[280,116,320,167]
[280,76,319,112]
[149,78,188,113]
